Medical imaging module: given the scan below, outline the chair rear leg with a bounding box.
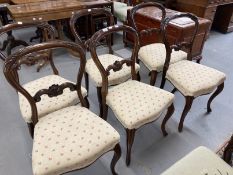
[207,83,224,113]
[150,70,158,86]
[178,96,194,132]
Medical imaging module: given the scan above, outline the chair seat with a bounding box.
[166,60,226,97]
[138,43,187,72]
[113,2,133,22]
[161,146,233,175]
[85,54,140,87]
[19,75,87,123]
[32,106,120,175]
[106,80,174,129]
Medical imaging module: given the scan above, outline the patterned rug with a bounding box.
[216,137,233,166]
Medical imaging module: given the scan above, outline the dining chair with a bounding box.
[161,146,233,175]
[70,8,140,118]
[129,2,188,86]
[4,41,121,175]
[0,22,54,71]
[88,24,175,166]
[160,13,226,132]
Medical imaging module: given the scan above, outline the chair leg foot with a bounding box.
[150,71,157,86]
[161,103,175,136]
[178,96,194,132]
[126,129,136,166]
[111,144,122,175]
[207,83,224,113]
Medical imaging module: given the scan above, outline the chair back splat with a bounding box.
[129,2,166,46]
[4,41,87,127]
[160,13,199,88]
[88,25,140,99]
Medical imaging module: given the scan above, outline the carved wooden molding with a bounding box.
[33,82,76,102]
[106,60,132,75]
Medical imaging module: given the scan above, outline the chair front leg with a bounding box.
[85,72,89,93]
[126,129,136,166]
[178,96,194,132]
[97,87,103,117]
[111,143,122,175]
[207,83,224,113]
[160,74,167,89]
[161,103,175,136]
[150,70,158,86]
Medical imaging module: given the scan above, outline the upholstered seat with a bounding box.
[32,106,120,175]
[139,43,187,72]
[106,80,174,129]
[161,146,233,175]
[166,60,226,97]
[113,1,133,22]
[85,54,140,87]
[19,75,87,123]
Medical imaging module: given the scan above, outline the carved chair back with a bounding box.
[4,41,87,127]
[88,25,139,102]
[70,8,115,53]
[129,2,166,46]
[0,22,55,60]
[161,13,199,81]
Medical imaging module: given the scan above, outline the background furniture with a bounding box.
[125,7,211,62]
[3,40,121,175]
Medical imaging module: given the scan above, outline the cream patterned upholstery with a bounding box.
[138,43,187,72]
[106,80,174,129]
[161,146,233,175]
[166,60,226,97]
[113,2,133,22]
[19,75,87,123]
[85,54,140,87]
[32,106,120,175]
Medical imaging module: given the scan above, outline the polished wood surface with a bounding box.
[8,0,113,22]
[10,0,48,4]
[125,7,211,60]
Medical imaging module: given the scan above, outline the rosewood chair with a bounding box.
[70,8,140,118]
[160,13,226,132]
[129,2,187,86]
[88,24,175,166]
[4,41,121,175]
[161,146,233,175]
[0,22,54,71]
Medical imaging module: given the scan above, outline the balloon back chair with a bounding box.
[88,24,175,166]
[70,8,140,118]
[160,13,226,132]
[130,2,188,86]
[4,41,121,175]
[0,22,55,72]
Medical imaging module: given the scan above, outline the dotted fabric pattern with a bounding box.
[161,146,233,175]
[32,106,120,175]
[18,75,87,123]
[106,80,174,129]
[85,54,140,87]
[166,60,226,97]
[139,43,187,72]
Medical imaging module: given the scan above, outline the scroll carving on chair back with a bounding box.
[88,25,140,95]
[4,41,87,126]
[129,2,166,45]
[70,8,115,53]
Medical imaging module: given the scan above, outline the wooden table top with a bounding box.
[11,0,47,4]
[8,0,113,22]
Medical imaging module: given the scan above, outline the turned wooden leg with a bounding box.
[97,87,103,118]
[178,96,194,132]
[207,83,224,113]
[161,103,175,136]
[150,70,158,86]
[85,72,89,93]
[126,129,136,166]
[111,143,122,175]
[171,88,177,94]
